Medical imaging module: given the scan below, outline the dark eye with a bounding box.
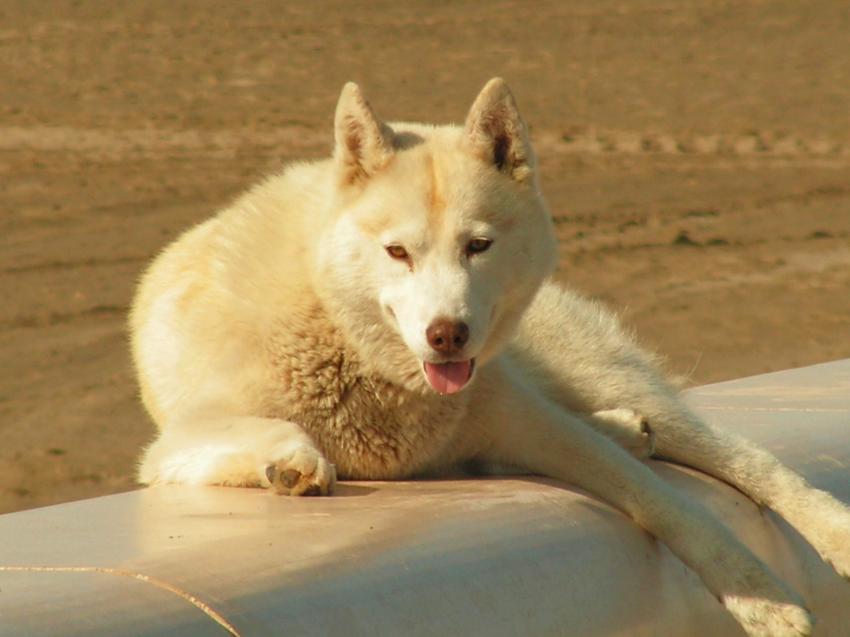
[385,244,409,261]
[466,238,493,256]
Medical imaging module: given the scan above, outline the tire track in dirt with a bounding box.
[0,126,329,161]
[3,255,150,275]
[2,125,849,162]
[652,249,850,298]
[2,305,128,330]
[535,129,850,159]
[559,231,850,256]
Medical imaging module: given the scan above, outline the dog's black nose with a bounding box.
[426,319,469,354]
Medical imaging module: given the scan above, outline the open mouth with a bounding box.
[423,359,475,395]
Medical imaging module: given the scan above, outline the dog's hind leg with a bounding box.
[634,395,850,581]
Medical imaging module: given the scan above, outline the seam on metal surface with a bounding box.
[0,565,241,636]
[692,406,849,412]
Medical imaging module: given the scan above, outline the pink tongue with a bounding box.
[424,360,472,395]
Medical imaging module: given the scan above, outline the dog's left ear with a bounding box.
[334,82,394,185]
[464,78,535,184]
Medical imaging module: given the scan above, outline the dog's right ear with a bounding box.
[334,83,394,185]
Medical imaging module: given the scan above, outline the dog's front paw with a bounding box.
[801,490,850,579]
[723,595,813,637]
[815,529,850,580]
[264,445,336,496]
[590,408,656,459]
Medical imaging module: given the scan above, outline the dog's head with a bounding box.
[316,79,557,394]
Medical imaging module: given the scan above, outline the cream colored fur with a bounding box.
[131,79,850,636]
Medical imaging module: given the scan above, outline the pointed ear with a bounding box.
[463,78,535,183]
[334,82,394,184]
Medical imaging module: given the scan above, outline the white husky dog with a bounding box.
[131,78,849,636]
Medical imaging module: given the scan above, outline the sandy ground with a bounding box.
[2,0,849,514]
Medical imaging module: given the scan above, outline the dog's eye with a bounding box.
[385,244,409,261]
[466,238,493,256]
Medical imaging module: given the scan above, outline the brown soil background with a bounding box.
[2,1,849,514]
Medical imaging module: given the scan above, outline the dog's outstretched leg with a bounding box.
[477,362,813,637]
[637,397,850,581]
[515,281,850,585]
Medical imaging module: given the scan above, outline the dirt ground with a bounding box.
[2,0,849,514]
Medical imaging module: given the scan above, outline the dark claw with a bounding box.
[282,469,301,488]
[265,464,277,484]
[302,484,322,497]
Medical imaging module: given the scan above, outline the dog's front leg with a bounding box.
[137,416,336,496]
[471,361,812,637]
[635,398,850,583]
